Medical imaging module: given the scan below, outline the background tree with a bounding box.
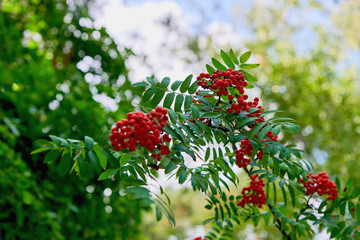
[0,1,145,239]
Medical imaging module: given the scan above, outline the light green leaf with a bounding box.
[131,81,148,87]
[120,153,131,165]
[229,49,239,65]
[240,51,251,63]
[212,58,227,71]
[220,50,235,69]
[240,70,257,82]
[240,63,260,69]
[206,64,215,74]
[98,168,119,180]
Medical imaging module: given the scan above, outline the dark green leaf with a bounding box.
[163,92,175,108]
[288,185,296,207]
[125,186,151,199]
[191,105,199,118]
[220,50,235,69]
[161,77,170,88]
[201,112,222,118]
[84,136,94,150]
[248,122,267,139]
[142,87,156,102]
[88,151,102,175]
[180,74,193,93]
[258,124,274,140]
[44,150,61,163]
[240,51,251,63]
[174,94,184,112]
[58,153,73,177]
[146,77,156,85]
[171,80,183,91]
[151,90,165,108]
[188,81,198,94]
[184,95,193,110]
[156,206,163,221]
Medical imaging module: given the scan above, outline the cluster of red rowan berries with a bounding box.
[192,237,208,240]
[235,129,279,169]
[237,174,267,208]
[109,107,171,160]
[300,172,338,200]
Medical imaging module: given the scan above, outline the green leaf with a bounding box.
[288,185,296,207]
[174,94,184,112]
[161,77,170,88]
[49,135,62,146]
[191,105,199,118]
[76,155,87,177]
[229,49,239,65]
[178,170,188,184]
[184,95,193,110]
[248,122,267,139]
[98,169,119,180]
[167,109,178,123]
[31,147,51,155]
[212,58,227,71]
[180,74,193,93]
[84,136,94,150]
[125,187,151,199]
[240,51,251,63]
[156,206,163,221]
[205,148,211,161]
[88,151,102,175]
[58,153,73,177]
[220,50,235,69]
[188,81,198,94]
[272,125,282,136]
[163,92,175,108]
[240,70,257,82]
[206,64,215,75]
[240,63,260,69]
[356,203,360,221]
[165,163,177,174]
[258,124,274,140]
[151,90,165,108]
[96,150,107,169]
[171,80,183,91]
[131,81,148,87]
[142,87,156,102]
[146,77,156,85]
[44,150,61,163]
[201,112,222,118]
[120,153,131,165]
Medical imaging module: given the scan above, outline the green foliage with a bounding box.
[33,49,360,239]
[0,1,146,239]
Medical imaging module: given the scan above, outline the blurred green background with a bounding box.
[0,0,359,239]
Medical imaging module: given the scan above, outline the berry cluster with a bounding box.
[193,237,208,240]
[109,107,171,160]
[237,174,266,208]
[300,172,338,200]
[235,129,279,168]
